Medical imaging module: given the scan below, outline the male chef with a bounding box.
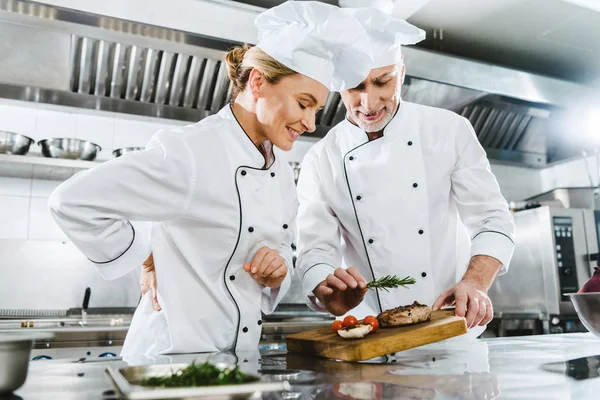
[296,8,515,336]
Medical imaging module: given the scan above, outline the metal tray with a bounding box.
[105,362,291,399]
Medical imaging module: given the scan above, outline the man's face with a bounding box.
[340,63,405,133]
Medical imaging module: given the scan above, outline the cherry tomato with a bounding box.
[331,320,343,332]
[342,315,358,328]
[363,315,377,324]
[365,318,379,332]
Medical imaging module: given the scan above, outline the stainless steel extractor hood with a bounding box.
[0,0,593,167]
[0,0,238,121]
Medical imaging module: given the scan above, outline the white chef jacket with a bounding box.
[296,100,515,336]
[49,105,296,355]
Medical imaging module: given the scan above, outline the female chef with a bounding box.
[48,1,374,355]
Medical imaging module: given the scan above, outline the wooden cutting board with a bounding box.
[286,309,467,362]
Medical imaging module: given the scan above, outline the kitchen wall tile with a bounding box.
[31,180,62,198]
[0,195,29,239]
[28,197,67,241]
[0,177,31,197]
[113,119,157,149]
[0,103,37,137]
[541,157,599,192]
[75,111,115,150]
[35,108,77,141]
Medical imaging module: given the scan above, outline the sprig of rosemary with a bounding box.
[366,275,417,292]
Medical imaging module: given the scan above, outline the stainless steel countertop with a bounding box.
[11,333,600,399]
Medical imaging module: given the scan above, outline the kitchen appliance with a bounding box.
[488,206,598,335]
[0,131,34,155]
[286,310,467,362]
[526,187,600,254]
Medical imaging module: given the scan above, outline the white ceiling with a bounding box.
[405,0,600,85]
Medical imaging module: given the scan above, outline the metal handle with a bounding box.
[82,287,91,310]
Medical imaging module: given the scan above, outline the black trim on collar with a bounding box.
[89,221,136,264]
[229,104,276,170]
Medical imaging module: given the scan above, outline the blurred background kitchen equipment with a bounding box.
[0,332,54,394]
[488,206,598,336]
[0,131,34,155]
[113,147,144,158]
[567,293,600,339]
[38,138,101,161]
[38,138,102,161]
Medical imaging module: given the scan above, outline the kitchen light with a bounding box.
[583,109,600,141]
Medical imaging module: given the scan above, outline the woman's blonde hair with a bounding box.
[224,44,297,101]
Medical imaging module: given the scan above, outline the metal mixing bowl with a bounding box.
[0,332,54,394]
[0,131,35,155]
[567,293,600,339]
[38,138,101,161]
[113,147,144,158]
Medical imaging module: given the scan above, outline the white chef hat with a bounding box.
[254,1,373,92]
[342,7,426,68]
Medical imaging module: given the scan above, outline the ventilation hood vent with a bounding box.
[0,0,593,167]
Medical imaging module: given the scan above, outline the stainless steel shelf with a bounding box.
[0,153,101,181]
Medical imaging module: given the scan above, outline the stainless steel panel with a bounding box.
[109,43,127,99]
[0,83,209,123]
[489,207,598,318]
[489,207,559,317]
[182,56,202,108]
[0,21,70,91]
[0,241,140,312]
[154,51,175,105]
[77,37,95,95]
[210,61,229,113]
[197,58,218,110]
[402,47,596,108]
[506,116,532,151]
[168,54,190,107]
[124,46,144,101]
[225,81,234,105]
[319,93,340,127]
[527,188,598,209]
[140,48,159,103]
[94,40,110,96]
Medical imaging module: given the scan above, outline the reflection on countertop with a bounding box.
[13,333,600,399]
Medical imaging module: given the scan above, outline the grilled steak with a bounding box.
[377,301,432,327]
